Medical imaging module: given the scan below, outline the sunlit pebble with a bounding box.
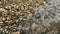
[32,23,37,29]
[12,11,14,12]
[24,5,26,6]
[9,27,11,29]
[21,6,24,10]
[0,21,3,23]
[3,18,6,21]
[0,2,1,4]
[29,0,32,2]
[6,31,9,33]
[20,18,23,20]
[4,0,6,1]
[0,28,3,31]
[5,6,8,8]
[4,29,7,32]
[10,4,17,7]
[36,3,40,7]
[16,31,20,34]
[0,22,3,25]
[19,4,21,6]
[0,8,5,11]
[43,1,46,4]
[16,6,19,8]
[25,27,30,30]
[30,6,32,9]
[8,6,11,8]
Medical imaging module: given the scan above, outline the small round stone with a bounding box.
[3,18,6,21]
